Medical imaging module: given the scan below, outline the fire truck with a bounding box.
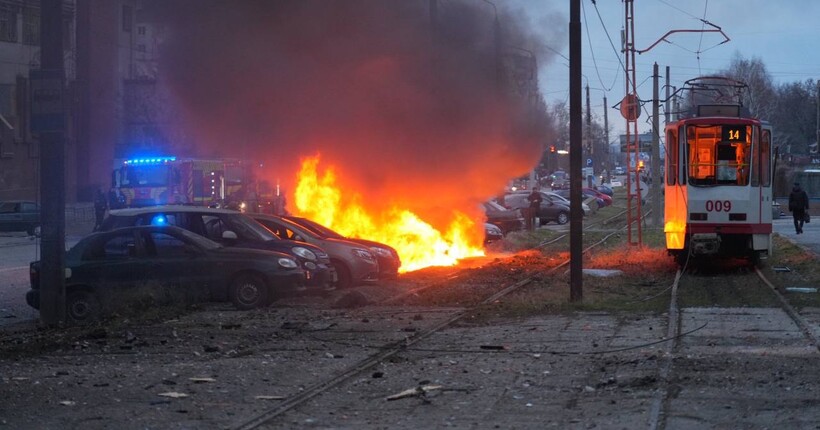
[112,156,258,209]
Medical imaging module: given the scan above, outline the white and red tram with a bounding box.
[664,77,774,264]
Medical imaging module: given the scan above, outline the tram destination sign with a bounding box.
[721,125,746,142]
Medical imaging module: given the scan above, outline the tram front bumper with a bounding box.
[690,233,720,255]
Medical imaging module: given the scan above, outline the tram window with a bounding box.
[666,129,677,185]
[716,143,737,183]
[760,129,771,186]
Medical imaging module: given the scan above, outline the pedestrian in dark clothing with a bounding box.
[788,182,810,234]
[93,189,108,231]
[526,188,543,230]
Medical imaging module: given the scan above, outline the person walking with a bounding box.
[93,188,108,231]
[526,187,543,230]
[788,182,810,234]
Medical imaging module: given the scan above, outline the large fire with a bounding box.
[292,155,485,272]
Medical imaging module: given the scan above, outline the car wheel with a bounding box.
[66,290,100,323]
[333,262,352,289]
[557,212,569,225]
[229,273,269,310]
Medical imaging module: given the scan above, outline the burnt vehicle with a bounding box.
[482,201,525,235]
[99,206,336,291]
[283,215,401,279]
[0,200,40,236]
[26,225,304,323]
[484,222,503,244]
[249,214,379,289]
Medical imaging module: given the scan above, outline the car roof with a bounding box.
[108,205,241,216]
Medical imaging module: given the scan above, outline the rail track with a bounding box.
[648,262,820,430]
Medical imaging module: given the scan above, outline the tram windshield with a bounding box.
[686,124,752,186]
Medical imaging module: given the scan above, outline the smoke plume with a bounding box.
[150,0,558,227]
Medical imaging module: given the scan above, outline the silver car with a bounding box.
[250,214,379,289]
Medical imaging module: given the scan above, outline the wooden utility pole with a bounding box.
[37,0,66,325]
[651,63,662,227]
[569,0,582,302]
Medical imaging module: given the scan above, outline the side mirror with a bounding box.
[222,230,238,241]
[293,234,304,242]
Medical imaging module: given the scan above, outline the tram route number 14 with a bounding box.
[705,200,732,212]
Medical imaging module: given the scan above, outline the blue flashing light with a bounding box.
[151,214,168,226]
[123,156,177,165]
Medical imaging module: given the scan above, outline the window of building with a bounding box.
[22,8,38,45]
[122,5,132,32]
[0,6,18,43]
[137,25,145,35]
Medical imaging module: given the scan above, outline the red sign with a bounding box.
[620,94,640,121]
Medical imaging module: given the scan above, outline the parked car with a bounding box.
[502,191,571,225]
[482,201,525,234]
[553,189,609,209]
[283,215,401,280]
[585,187,613,206]
[548,171,570,190]
[249,214,379,289]
[613,166,626,175]
[593,184,614,197]
[25,225,305,323]
[99,206,336,292]
[0,200,40,236]
[484,223,503,244]
[544,191,591,216]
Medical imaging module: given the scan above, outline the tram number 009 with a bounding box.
[705,200,732,212]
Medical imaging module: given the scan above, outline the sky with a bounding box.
[503,0,820,140]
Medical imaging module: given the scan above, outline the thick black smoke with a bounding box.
[149,0,557,223]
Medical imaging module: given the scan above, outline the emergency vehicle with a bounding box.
[112,156,257,208]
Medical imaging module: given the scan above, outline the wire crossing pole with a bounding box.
[623,0,642,245]
[651,63,662,227]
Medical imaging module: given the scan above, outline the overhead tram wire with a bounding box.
[581,0,617,92]
[590,0,629,89]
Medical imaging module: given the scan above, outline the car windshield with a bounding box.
[484,201,508,211]
[287,217,343,239]
[173,227,223,250]
[226,214,280,241]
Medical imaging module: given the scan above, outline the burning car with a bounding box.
[249,214,379,289]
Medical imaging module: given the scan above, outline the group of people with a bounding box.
[93,188,126,231]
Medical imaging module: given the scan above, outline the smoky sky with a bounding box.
[150,0,557,220]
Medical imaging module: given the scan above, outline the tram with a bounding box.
[664,77,774,265]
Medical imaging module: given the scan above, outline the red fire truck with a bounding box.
[112,156,258,209]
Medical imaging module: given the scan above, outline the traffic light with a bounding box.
[637,160,645,171]
[549,145,556,153]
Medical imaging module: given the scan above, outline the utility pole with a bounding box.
[37,0,66,325]
[665,66,671,124]
[569,0,582,302]
[651,63,662,227]
[585,84,592,187]
[603,95,610,183]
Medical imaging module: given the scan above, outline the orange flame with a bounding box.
[293,155,485,272]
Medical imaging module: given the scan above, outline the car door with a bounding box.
[77,230,153,305]
[138,230,215,303]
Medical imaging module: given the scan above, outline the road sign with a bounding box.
[30,69,64,133]
[586,158,593,167]
[620,93,640,121]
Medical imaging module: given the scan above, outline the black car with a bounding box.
[0,200,40,236]
[99,206,337,291]
[26,225,305,323]
[283,216,401,280]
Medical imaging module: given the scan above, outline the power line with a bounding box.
[581,0,616,92]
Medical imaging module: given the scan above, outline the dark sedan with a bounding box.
[283,216,401,279]
[503,191,570,225]
[0,200,40,236]
[99,206,337,292]
[26,225,305,323]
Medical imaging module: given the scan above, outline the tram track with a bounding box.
[649,262,820,430]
